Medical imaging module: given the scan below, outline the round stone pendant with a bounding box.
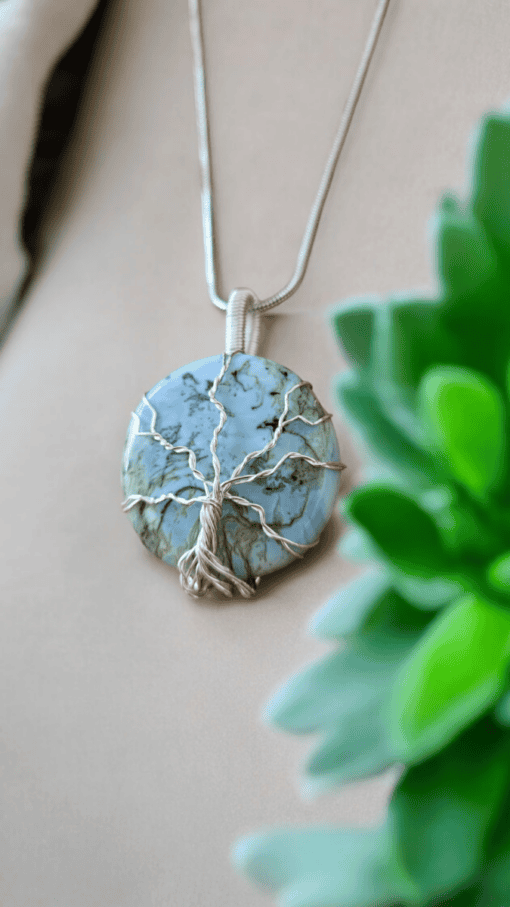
[121,352,344,597]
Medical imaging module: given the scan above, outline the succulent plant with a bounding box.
[231,105,510,907]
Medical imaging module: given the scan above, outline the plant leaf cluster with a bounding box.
[232,109,510,906]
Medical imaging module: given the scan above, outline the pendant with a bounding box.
[121,290,345,599]
[121,352,344,598]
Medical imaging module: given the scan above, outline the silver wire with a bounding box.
[188,0,390,313]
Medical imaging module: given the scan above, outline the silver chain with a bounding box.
[188,0,390,314]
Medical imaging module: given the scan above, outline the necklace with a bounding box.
[121,0,390,600]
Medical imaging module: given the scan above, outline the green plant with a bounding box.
[231,106,510,906]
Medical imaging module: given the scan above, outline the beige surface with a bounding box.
[1,1,510,904]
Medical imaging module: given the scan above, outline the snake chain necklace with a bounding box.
[121,0,390,600]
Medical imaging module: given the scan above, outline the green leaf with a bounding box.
[438,887,486,907]
[389,573,466,611]
[478,787,510,905]
[481,854,510,906]
[373,298,461,396]
[353,592,435,655]
[231,824,420,907]
[342,483,452,576]
[493,688,510,726]
[430,204,498,298]
[301,597,433,790]
[437,189,463,216]
[262,646,397,735]
[506,356,510,403]
[264,590,425,735]
[471,112,510,249]
[335,371,438,487]
[431,195,510,370]
[388,593,510,763]
[419,485,505,560]
[303,698,397,790]
[329,297,378,370]
[264,598,428,793]
[418,365,507,498]
[487,550,510,594]
[370,298,463,447]
[388,717,510,903]
[309,570,395,639]
[338,527,383,565]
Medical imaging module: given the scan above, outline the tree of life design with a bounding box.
[122,353,346,599]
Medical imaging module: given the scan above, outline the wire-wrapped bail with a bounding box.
[225,288,261,355]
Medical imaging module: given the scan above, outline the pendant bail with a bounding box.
[225,288,261,355]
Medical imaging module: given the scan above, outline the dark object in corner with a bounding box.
[21,0,110,259]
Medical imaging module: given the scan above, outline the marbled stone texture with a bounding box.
[121,353,342,582]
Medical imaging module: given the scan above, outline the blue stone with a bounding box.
[121,353,343,588]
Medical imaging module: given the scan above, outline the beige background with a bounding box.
[1,1,510,904]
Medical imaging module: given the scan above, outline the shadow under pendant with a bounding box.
[121,352,344,598]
